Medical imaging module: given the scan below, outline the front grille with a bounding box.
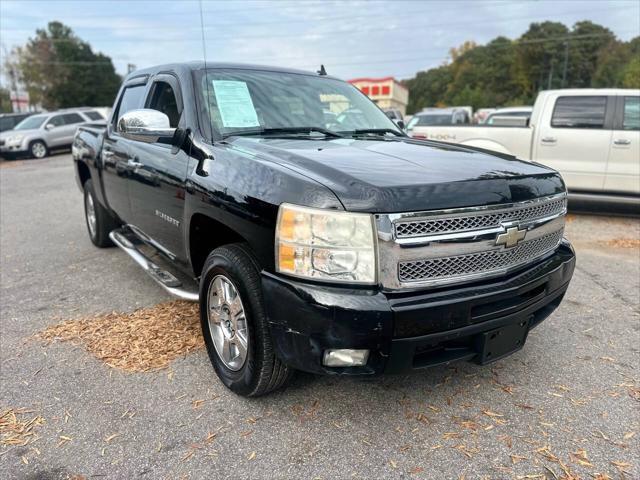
[398,230,563,283]
[395,197,566,238]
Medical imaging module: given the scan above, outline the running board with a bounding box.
[109,229,199,302]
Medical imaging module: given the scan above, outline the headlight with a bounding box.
[275,203,376,284]
[6,135,24,144]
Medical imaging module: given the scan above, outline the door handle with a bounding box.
[541,137,557,144]
[613,139,631,146]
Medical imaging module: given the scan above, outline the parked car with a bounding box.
[473,108,496,124]
[483,106,533,126]
[383,108,403,121]
[73,62,575,397]
[0,108,105,159]
[0,112,37,133]
[406,107,470,135]
[405,89,640,198]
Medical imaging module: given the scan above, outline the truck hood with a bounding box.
[227,137,565,213]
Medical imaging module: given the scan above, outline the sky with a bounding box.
[0,0,639,81]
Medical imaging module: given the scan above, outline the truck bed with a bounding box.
[409,124,534,159]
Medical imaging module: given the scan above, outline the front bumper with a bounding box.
[0,139,29,157]
[262,240,575,375]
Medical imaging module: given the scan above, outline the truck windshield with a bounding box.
[14,115,47,130]
[196,68,400,139]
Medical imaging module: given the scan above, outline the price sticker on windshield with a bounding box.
[212,80,260,128]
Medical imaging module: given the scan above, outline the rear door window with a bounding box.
[622,96,640,130]
[47,115,65,127]
[551,96,607,129]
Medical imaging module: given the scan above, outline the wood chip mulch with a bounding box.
[36,300,203,372]
[0,408,45,447]
[606,238,640,249]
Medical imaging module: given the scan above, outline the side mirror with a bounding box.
[45,123,55,131]
[393,119,405,131]
[117,109,176,144]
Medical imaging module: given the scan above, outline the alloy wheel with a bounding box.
[206,274,249,371]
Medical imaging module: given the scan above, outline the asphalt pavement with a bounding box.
[1,154,638,479]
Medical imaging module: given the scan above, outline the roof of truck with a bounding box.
[127,62,340,81]
[539,88,640,95]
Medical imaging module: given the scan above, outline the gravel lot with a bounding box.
[1,154,639,480]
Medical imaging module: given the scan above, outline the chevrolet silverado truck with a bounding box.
[73,63,576,397]
[409,89,640,201]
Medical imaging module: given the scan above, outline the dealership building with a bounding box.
[348,77,409,116]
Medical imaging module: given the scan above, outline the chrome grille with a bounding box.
[398,230,563,283]
[395,197,566,238]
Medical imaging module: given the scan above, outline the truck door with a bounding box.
[128,74,190,261]
[605,94,640,195]
[101,79,148,222]
[533,95,613,192]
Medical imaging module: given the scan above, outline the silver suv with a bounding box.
[0,108,105,159]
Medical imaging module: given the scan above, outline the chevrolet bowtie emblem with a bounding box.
[495,226,527,248]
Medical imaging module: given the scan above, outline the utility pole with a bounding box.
[561,41,569,88]
[547,62,554,90]
[127,63,136,74]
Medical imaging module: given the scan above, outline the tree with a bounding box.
[621,56,640,88]
[403,20,635,112]
[0,87,11,113]
[403,65,453,113]
[11,21,121,109]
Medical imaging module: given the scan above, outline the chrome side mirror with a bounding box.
[117,109,176,144]
[45,123,55,131]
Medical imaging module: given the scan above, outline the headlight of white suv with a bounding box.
[6,134,24,144]
[275,203,377,284]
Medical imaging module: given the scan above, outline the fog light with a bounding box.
[323,349,369,367]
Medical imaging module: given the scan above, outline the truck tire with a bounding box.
[83,179,118,248]
[29,140,48,159]
[199,244,292,397]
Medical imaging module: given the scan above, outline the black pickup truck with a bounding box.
[73,62,575,396]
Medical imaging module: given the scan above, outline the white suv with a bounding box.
[0,108,105,159]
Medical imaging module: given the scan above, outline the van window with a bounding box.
[551,96,607,129]
[622,96,640,130]
[147,82,180,127]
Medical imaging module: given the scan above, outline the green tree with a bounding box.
[567,21,616,88]
[403,65,453,114]
[13,21,121,109]
[0,87,11,113]
[404,20,633,113]
[621,56,640,88]
[514,21,570,100]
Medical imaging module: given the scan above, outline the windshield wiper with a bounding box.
[227,127,344,139]
[343,128,405,137]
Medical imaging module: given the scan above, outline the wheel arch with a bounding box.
[76,160,91,188]
[189,213,249,277]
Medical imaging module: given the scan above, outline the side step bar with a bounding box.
[109,229,199,302]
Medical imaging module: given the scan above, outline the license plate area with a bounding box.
[475,318,530,364]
